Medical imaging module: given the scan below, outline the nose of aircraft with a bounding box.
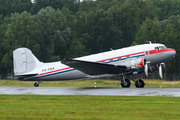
[168,48,176,58]
[171,48,176,56]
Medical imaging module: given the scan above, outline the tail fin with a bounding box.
[13,48,41,76]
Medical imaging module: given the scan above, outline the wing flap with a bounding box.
[61,59,127,75]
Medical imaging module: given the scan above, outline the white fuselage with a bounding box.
[17,43,176,81]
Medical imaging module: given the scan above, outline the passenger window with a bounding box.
[101,61,105,63]
[110,59,113,62]
[118,57,121,60]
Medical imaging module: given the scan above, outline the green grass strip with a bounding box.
[0,95,180,119]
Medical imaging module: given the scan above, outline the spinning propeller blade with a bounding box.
[159,63,165,79]
[144,61,150,77]
[159,65,163,79]
[144,63,148,77]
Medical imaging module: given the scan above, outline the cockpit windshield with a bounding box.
[159,46,166,50]
[155,46,166,50]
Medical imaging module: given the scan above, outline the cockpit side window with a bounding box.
[155,47,159,51]
[155,46,167,50]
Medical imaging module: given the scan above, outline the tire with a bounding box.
[135,79,145,88]
[121,78,131,88]
[34,83,39,87]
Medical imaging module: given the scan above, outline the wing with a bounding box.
[61,59,127,75]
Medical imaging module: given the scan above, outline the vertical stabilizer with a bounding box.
[13,48,40,75]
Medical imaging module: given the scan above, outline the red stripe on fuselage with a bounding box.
[96,52,145,63]
[149,48,175,55]
[39,67,72,76]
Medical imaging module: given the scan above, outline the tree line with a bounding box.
[0,0,180,78]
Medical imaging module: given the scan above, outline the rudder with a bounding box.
[13,48,40,75]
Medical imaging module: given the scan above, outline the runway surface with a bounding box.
[0,87,180,96]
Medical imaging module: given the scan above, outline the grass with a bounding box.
[0,95,180,119]
[0,79,180,88]
[0,80,180,119]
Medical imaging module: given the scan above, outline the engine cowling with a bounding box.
[131,58,146,72]
[131,58,164,79]
[131,58,151,76]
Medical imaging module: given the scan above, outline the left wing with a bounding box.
[61,59,127,75]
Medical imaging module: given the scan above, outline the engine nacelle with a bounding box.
[131,58,146,72]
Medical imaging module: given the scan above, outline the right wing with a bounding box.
[61,59,127,75]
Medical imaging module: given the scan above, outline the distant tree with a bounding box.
[31,0,80,15]
[159,15,180,73]
[68,38,86,58]
[153,0,180,20]
[0,0,32,17]
[61,7,74,29]
[137,0,158,22]
[34,6,71,62]
[1,11,36,76]
[162,23,176,47]
[162,23,178,73]
[16,0,33,13]
[0,15,8,77]
[160,15,180,33]
[87,9,114,52]
[134,17,161,45]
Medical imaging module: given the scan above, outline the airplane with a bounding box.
[13,42,176,88]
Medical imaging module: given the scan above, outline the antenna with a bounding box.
[146,41,152,44]
[110,48,113,51]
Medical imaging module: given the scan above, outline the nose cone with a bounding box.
[165,48,176,60]
[170,48,176,57]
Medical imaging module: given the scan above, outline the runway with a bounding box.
[0,87,180,96]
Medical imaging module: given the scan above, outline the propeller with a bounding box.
[159,63,165,79]
[144,61,150,77]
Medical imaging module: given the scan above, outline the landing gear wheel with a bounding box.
[121,78,131,88]
[135,79,145,88]
[34,83,39,87]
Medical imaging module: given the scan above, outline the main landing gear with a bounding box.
[120,77,145,88]
[121,78,131,88]
[34,81,43,87]
[135,79,145,88]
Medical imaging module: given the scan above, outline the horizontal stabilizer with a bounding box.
[61,59,127,75]
[14,73,38,78]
